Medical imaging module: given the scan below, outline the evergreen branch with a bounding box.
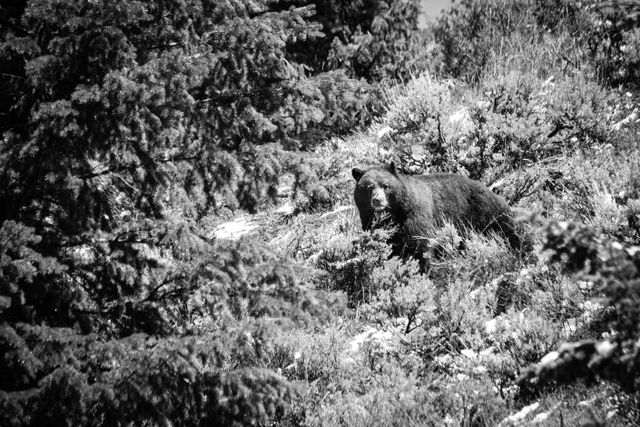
[0,72,24,80]
[153,287,188,302]
[247,9,273,19]
[78,153,202,179]
[194,83,286,106]
[145,276,188,302]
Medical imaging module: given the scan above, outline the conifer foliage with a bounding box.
[1,0,327,330]
[0,0,358,424]
[0,0,431,422]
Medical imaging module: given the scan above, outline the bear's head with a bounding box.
[352,163,404,220]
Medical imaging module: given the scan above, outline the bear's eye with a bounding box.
[381,183,389,190]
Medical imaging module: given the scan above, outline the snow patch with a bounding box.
[318,205,352,220]
[460,349,477,359]
[376,126,394,139]
[448,108,475,134]
[499,402,540,426]
[342,326,404,365]
[212,217,258,241]
[276,202,296,216]
[347,327,398,354]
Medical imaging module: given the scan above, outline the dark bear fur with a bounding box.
[352,164,523,255]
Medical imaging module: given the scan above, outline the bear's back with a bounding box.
[400,172,511,231]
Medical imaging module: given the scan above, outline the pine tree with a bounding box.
[282,0,434,81]
[0,3,339,423]
[0,0,330,330]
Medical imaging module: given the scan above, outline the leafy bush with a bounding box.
[462,73,613,179]
[311,368,509,426]
[519,221,640,393]
[359,255,434,332]
[380,71,617,184]
[487,310,564,369]
[316,228,393,305]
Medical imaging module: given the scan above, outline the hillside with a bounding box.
[2,0,640,425]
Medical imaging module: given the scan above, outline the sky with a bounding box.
[419,0,452,27]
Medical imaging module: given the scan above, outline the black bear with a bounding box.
[352,163,524,255]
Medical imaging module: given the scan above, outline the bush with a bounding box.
[311,373,508,426]
[359,256,435,333]
[379,71,617,183]
[316,228,394,305]
[519,221,640,393]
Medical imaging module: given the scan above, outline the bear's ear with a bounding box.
[352,167,364,181]
[388,162,397,175]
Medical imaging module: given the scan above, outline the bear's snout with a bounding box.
[371,188,388,211]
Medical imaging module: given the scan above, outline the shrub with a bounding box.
[519,221,640,394]
[316,228,394,305]
[359,256,435,333]
[312,365,510,426]
[380,71,617,182]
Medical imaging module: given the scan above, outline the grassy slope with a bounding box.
[210,6,640,426]
[226,107,637,426]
